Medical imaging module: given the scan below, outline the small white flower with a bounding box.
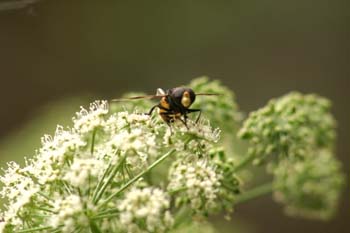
[185,119,221,143]
[63,158,104,188]
[73,100,108,134]
[164,119,221,153]
[49,194,89,232]
[0,221,5,233]
[0,162,42,231]
[107,111,150,132]
[168,159,221,213]
[118,187,173,233]
[105,118,158,171]
[0,162,39,212]
[29,126,86,184]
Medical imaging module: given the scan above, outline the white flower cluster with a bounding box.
[63,158,104,188]
[163,119,221,156]
[73,100,108,134]
[103,112,158,170]
[168,159,221,214]
[118,187,173,233]
[30,126,86,184]
[0,162,39,227]
[0,99,228,232]
[50,194,89,232]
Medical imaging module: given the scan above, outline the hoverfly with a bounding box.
[112,87,219,129]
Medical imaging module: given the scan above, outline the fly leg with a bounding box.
[179,115,189,130]
[187,109,201,123]
[147,104,159,116]
[162,110,189,130]
[159,111,174,134]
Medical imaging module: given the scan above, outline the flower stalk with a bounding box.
[235,182,274,204]
[98,149,176,208]
[92,153,125,204]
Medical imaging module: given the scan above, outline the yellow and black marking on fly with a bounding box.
[112,87,219,129]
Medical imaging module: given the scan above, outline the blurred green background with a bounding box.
[0,0,348,232]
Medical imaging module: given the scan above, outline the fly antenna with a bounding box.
[195,93,222,96]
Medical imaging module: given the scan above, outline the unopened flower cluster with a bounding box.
[273,149,344,219]
[238,92,336,161]
[239,92,345,219]
[0,80,241,232]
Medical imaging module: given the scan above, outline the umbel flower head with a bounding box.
[238,92,336,162]
[273,149,345,220]
[238,91,345,220]
[0,84,241,233]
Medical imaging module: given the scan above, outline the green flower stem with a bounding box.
[50,228,63,233]
[16,226,53,233]
[91,213,119,220]
[92,208,119,220]
[235,182,273,204]
[91,128,97,155]
[168,186,187,194]
[62,180,73,194]
[34,206,57,214]
[90,220,102,233]
[95,207,119,217]
[37,191,51,201]
[222,182,239,193]
[173,206,192,229]
[233,153,255,173]
[92,160,113,201]
[93,154,126,204]
[98,149,176,208]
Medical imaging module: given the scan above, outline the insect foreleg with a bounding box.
[187,108,201,123]
[148,104,159,115]
[179,116,189,130]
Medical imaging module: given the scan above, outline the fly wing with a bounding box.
[156,88,166,96]
[111,94,166,102]
[195,93,222,96]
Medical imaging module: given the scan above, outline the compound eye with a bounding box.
[181,91,192,108]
